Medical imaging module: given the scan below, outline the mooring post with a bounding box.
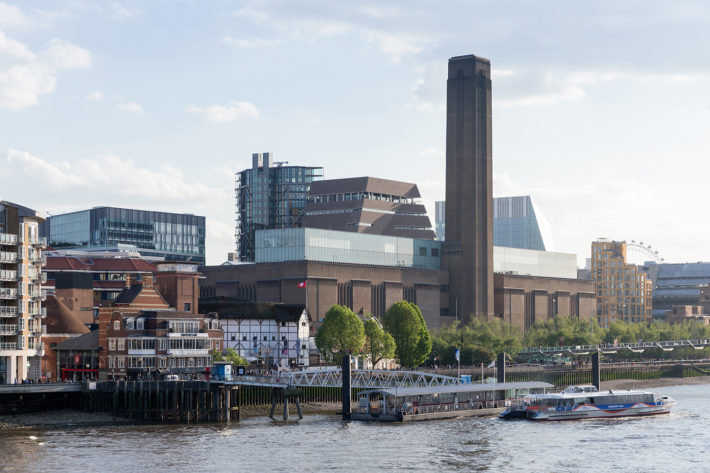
[283,389,289,421]
[269,388,277,419]
[225,386,231,422]
[592,350,601,390]
[295,396,303,420]
[342,354,352,420]
[497,352,506,383]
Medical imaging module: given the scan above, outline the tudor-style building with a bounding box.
[200,298,310,368]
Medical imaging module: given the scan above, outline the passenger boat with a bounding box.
[352,381,552,422]
[525,385,676,421]
[498,394,541,420]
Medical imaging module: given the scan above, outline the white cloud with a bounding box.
[0,2,29,29]
[222,36,281,49]
[361,30,428,64]
[232,6,270,23]
[107,1,140,20]
[85,90,103,101]
[0,31,90,110]
[116,101,144,114]
[185,101,260,123]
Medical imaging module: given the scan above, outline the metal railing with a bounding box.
[0,324,18,335]
[0,288,18,299]
[0,342,17,350]
[518,339,710,356]
[0,270,17,281]
[0,233,18,245]
[0,251,18,263]
[0,306,18,317]
[30,237,47,247]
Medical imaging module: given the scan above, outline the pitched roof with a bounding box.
[54,330,99,351]
[114,284,144,304]
[44,296,91,335]
[44,256,157,273]
[199,297,309,323]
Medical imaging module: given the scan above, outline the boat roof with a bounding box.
[358,381,553,398]
[538,388,658,399]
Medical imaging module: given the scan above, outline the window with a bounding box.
[431,248,439,257]
[159,339,167,351]
[184,303,191,312]
[108,339,116,351]
[159,357,167,368]
[117,357,125,368]
[125,319,134,330]
[113,320,120,330]
[108,356,115,368]
[117,339,125,350]
[136,319,144,330]
[178,358,185,368]
[242,335,247,341]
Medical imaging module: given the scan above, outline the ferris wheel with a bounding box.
[625,240,664,265]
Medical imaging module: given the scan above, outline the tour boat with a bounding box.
[525,385,675,421]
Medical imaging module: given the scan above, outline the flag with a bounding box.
[297,281,307,288]
[455,348,460,362]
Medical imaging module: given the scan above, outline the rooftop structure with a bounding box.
[303,176,435,240]
[235,152,323,262]
[42,206,206,264]
[644,262,710,319]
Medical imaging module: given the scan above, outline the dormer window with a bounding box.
[136,319,144,330]
[125,319,134,330]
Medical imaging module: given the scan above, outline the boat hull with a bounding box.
[527,403,675,421]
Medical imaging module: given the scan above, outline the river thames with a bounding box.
[1,384,708,472]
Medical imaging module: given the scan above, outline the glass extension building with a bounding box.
[43,207,205,264]
[235,152,323,261]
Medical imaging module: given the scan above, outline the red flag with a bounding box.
[297,281,307,288]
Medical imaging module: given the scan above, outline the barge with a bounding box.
[351,381,552,422]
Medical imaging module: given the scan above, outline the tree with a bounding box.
[383,301,432,368]
[315,305,365,363]
[362,317,396,368]
[211,347,248,367]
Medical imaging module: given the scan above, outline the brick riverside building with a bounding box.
[41,296,90,381]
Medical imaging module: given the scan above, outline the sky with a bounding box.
[1,1,709,266]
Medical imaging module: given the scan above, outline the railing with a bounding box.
[0,233,18,245]
[33,307,47,318]
[0,324,18,335]
[0,270,17,281]
[0,251,18,263]
[518,339,710,355]
[0,288,18,299]
[0,306,18,317]
[0,342,17,350]
[30,237,47,247]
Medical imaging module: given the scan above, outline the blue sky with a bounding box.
[1,1,709,265]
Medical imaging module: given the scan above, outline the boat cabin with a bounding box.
[352,381,552,422]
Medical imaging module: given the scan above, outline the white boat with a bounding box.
[526,385,675,421]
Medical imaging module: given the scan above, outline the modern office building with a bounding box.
[303,177,435,240]
[0,201,47,384]
[43,207,206,264]
[235,152,323,262]
[442,54,494,320]
[435,196,554,251]
[644,262,710,319]
[591,239,653,327]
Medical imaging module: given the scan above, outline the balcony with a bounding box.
[0,342,17,350]
[0,251,17,263]
[166,348,209,356]
[0,270,17,282]
[0,233,18,246]
[0,324,18,335]
[30,272,46,283]
[0,306,18,317]
[30,237,47,248]
[0,288,18,299]
[30,290,47,302]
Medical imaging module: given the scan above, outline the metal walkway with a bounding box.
[518,338,710,356]
[225,369,461,389]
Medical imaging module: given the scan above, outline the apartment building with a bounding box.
[591,239,653,327]
[0,201,47,384]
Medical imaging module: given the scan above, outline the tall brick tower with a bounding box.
[442,54,494,321]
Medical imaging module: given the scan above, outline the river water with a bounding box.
[1,384,708,472]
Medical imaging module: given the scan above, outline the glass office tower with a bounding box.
[235,152,323,261]
[43,207,205,264]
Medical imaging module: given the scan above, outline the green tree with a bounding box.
[211,347,248,367]
[315,305,365,363]
[362,317,396,368]
[383,301,432,368]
